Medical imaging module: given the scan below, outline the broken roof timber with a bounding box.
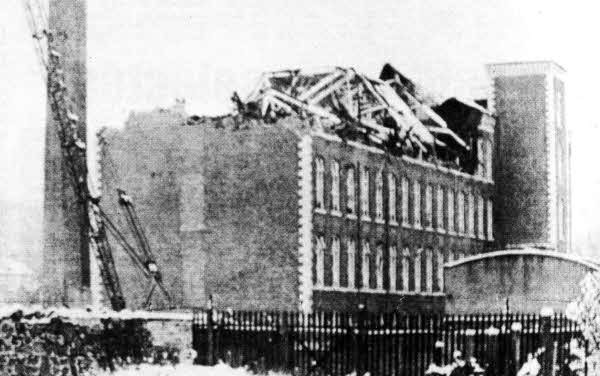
[242,65,481,158]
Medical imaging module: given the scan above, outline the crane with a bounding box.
[22,0,171,310]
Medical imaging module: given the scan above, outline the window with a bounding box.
[414,249,422,292]
[347,240,356,288]
[375,245,383,290]
[425,184,433,230]
[315,157,325,210]
[401,248,410,292]
[401,177,410,227]
[477,195,485,239]
[436,186,444,232]
[315,236,326,286]
[331,161,340,213]
[375,171,384,221]
[424,249,433,293]
[487,199,494,240]
[362,240,370,289]
[331,237,340,287]
[361,167,370,219]
[468,193,475,237]
[436,250,444,292]
[389,246,397,291]
[477,139,484,177]
[457,192,465,235]
[346,167,356,215]
[413,181,422,228]
[486,139,493,180]
[447,189,455,233]
[558,200,564,241]
[388,174,397,224]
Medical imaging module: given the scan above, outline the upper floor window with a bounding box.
[425,184,433,230]
[477,195,485,239]
[361,167,370,219]
[388,174,397,224]
[436,186,444,232]
[487,199,494,240]
[389,246,397,291]
[375,244,384,290]
[361,240,371,289]
[447,188,455,233]
[457,192,465,235]
[315,157,325,210]
[346,167,356,215]
[332,236,341,287]
[347,239,356,288]
[315,236,326,286]
[375,171,384,221]
[413,181,422,229]
[331,161,340,213]
[401,177,410,227]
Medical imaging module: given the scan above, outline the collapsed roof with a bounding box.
[235,64,491,172]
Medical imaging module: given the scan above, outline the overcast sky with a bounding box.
[1,0,599,258]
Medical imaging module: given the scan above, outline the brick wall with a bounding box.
[309,134,493,312]
[493,75,549,248]
[100,117,302,310]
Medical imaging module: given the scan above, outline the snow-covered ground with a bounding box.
[97,362,289,376]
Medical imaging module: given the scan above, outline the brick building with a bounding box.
[100,65,496,312]
[488,61,571,252]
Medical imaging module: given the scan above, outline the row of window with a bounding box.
[314,157,494,240]
[314,236,469,293]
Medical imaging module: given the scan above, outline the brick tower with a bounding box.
[42,0,91,306]
[488,61,571,252]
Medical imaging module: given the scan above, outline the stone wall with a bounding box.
[444,250,598,313]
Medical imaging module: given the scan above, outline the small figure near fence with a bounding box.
[426,348,485,376]
[517,353,541,376]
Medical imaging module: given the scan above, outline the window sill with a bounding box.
[402,222,411,228]
[389,220,399,227]
[314,208,327,215]
[346,214,358,220]
[331,210,342,217]
[361,216,372,222]
[414,224,423,230]
[375,218,385,225]
[313,286,446,297]
[437,228,446,234]
[425,226,434,232]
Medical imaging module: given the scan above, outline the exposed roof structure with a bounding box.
[238,66,470,158]
[234,64,495,174]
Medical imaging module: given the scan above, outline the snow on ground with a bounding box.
[97,362,289,376]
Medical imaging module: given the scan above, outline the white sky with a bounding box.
[1,0,600,258]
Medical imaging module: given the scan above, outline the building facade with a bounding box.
[488,61,571,252]
[101,100,494,313]
[307,132,494,313]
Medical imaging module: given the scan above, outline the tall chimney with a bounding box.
[42,0,90,306]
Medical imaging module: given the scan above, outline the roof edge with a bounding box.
[445,249,600,271]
